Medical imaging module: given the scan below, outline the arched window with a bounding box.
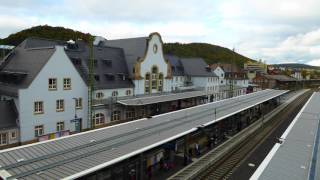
[152,66,158,74]
[145,73,150,93]
[96,92,104,99]
[151,66,158,90]
[112,91,118,97]
[158,73,163,91]
[93,113,105,126]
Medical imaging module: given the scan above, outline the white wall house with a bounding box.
[18,46,88,142]
[213,66,226,85]
[0,39,89,143]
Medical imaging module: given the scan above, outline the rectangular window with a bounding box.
[48,78,57,90]
[126,110,135,120]
[34,101,44,114]
[145,80,150,93]
[56,99,64,112]
[56,122,65,132]
[112,111,121,121]
[0,133,8,145]
[151,74,157,90]
[63,78,71,90]
[34,125,44,137]
[11,131,16,139]
[76,98,82,109]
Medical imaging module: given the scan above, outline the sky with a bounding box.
[0,0,320,65]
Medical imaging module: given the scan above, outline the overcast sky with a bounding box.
[1,0,320,65]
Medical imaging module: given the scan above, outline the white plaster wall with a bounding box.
[94,88,133,99]
[214,67,226,86]
[139,34,172,94]
[133,79,144,95]
[18,46,88,142]
[192,76,219,92]
[0,128,19,145]
[171,76,185,91]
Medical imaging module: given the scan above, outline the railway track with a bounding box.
[197,90,312,180]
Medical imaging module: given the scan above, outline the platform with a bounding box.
[0,89,287,180]
[251,92,320,180]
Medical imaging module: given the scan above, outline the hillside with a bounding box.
[163,43,255,67]
[0,25,255,67]
[272,63,320,70]
[0,25,92,46]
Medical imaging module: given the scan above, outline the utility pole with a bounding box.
[229,47,235,98]
[88,36,94,129]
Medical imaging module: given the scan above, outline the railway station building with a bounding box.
[0,32,250,147]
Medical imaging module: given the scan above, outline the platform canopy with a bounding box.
[117,90,209,106]
[251,92,320,180]
[0,89,287,180]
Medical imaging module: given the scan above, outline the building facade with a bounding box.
[0,33,249,145]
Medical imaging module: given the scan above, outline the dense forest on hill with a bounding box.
[0,25,92,46]
[163,42,255,67]
[0,25,255,67]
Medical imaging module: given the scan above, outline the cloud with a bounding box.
[0,0,319,66]
[307,59,320,66]
[216,0,320,64]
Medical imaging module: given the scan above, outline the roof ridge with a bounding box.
[107,36,148,41]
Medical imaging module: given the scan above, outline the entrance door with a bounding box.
[75,118,82,132]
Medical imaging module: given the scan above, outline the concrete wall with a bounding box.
[18,46,88,142]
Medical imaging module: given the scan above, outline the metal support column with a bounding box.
[184,134,190,166]
[139,153,144,180]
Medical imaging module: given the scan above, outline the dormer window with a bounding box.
[71,58,81,65]
[105,74,115,80]
[94,75,100,82]
[117,73,125,80]
[102,60,112,67]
